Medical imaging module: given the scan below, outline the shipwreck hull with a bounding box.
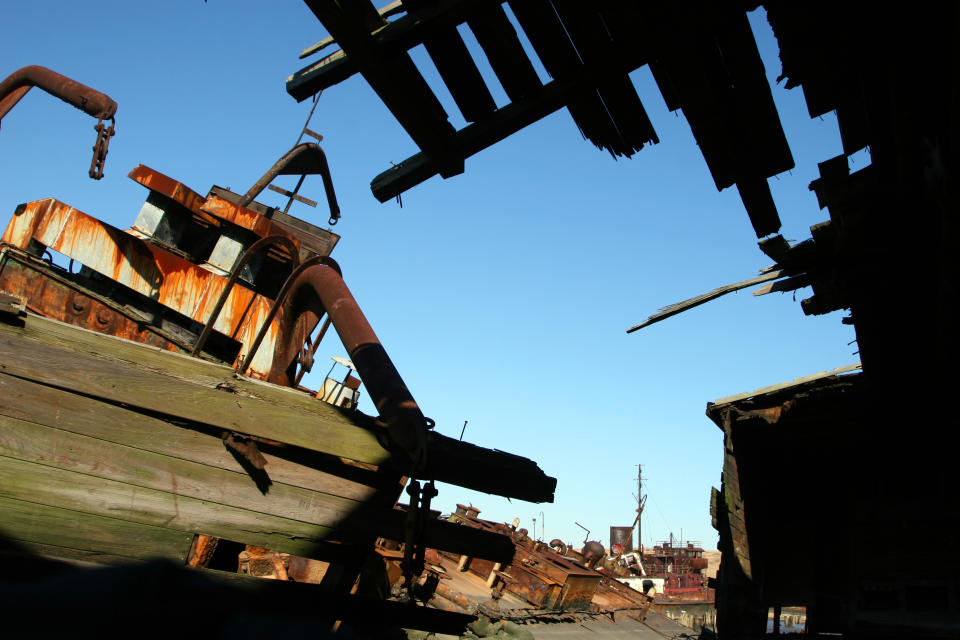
[0,311,405,564]
[0,311,542,568]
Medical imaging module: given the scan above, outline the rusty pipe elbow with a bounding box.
[0,65,117,121]
[270,263,428,471]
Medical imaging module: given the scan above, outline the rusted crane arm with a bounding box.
[0,65,117,123]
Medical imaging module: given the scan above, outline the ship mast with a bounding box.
[635,463,646,551]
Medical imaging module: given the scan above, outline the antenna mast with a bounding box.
[635,464,647,551]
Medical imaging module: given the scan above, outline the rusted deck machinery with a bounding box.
[0,66,555,635]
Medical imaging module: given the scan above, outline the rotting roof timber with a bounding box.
[287,0,790,232]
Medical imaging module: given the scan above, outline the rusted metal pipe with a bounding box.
[0,65,117,123]
[239,254,341,375]
[252,261,429,472]
[239,143,341,225]
[191,235,300,356]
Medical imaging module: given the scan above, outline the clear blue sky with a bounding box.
[1,2,859,550]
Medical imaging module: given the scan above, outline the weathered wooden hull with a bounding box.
[0,312,413,565]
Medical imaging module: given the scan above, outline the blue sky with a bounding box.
[1,2,859,550]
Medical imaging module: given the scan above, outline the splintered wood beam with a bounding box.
[427,432,556,503]
[550,0,657,155]
[737,176,782,238]
[752,273,813,296]
[302,0,462,178]
[626,269,786,333]
[507,0,625,156]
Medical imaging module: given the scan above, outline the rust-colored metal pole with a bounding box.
[0,65,117,123]
[263,262,429,472]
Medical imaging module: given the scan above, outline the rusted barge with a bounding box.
[0,65,555,635]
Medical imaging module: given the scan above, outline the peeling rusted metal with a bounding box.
[127,165,219,226]
[192,234,299,356]
[1,198,290,377]
[0,252,188,353]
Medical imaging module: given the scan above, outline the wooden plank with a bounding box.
[368,20,647,201]
[550,0,657,155]
[298,1,406,59]
[711,364,862,405]
[0,412,515,562]
[2,541,137,567]
[625,270,786,333]
[303,0,462,178]
[0,454,341,557]
[404,0,496,123]
[428,431,555,503]
[465,4,542,103]
[0,413,374,533]
[288,0,498,100]
[508,0,623,154]
[0,372,388,501]
[752,273,813,297]
[0,315,393,465]
[736,176,782,238]
[0,495,192,562]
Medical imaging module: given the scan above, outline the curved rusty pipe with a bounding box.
[259,262,429,472]
[0,65,117,122]
[239,254,342,377]
[239,142,341,224]
[191,235,300,356]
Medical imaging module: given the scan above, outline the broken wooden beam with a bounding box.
[626,269,786,333]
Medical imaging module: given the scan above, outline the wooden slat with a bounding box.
[626,270,787,333]
[0,454,342,557]
[714,8,794,179]
[303,0,462,178]
[508,0,623,154]
[404,0,496,123]
[466,4,542,103]
[0,372,386,500]
[752,273,813,297]
[0,315,392,465]
[0,495,192,562]
[711,364,862,406]
[736,176,782,238]
[299,1,406,59]
[370,51,644,202]
[0,410,515,562]
[3,541,136,567]
[551,0,656,156]
[0,414,367,532]
[288,0,498,100]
